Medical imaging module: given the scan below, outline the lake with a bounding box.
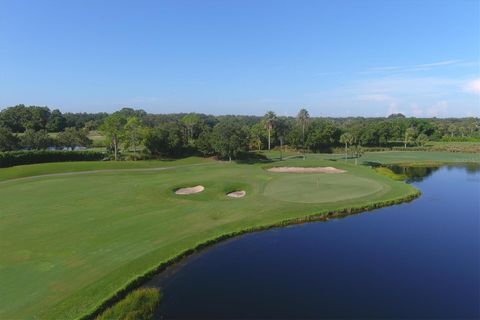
[149,165,480,319]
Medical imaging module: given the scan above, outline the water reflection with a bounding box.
[389,163,480,182]
[388,165,440,182]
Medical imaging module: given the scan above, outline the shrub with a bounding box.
[95,288,161,320]
[0,150,104,168]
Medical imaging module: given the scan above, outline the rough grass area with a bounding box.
[0,157,419,319]
[426,141,480,153]
[95,288,160,320]
[374,167,407,181]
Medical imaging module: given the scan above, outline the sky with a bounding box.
[0,0,479,117]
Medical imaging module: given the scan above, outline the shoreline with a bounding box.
[83,188,421,320]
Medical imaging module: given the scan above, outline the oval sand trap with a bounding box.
[227,190,246,198]
[175,185,205,195]
[267,166,346,173]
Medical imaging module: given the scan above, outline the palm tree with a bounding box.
[263,111,277,150]
[339,132,354,161]
[297,108,310,159]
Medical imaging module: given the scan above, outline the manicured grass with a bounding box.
[0,156,212,182]
[0,157,418,319]
[264,173,384,203]
[263,150,480,165]
[95,288,160,320]
[357,151,480,165]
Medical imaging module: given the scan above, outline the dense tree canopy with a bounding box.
[210,120,248,161]
[1,104,479,160]
[20,129,52,150]
[57,128,92,149]
[0,127,19,151]
[144,122,187,157]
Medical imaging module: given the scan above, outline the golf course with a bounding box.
[0,152,433,319]
[2,1,479,317]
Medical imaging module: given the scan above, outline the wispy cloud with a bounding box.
[362,59,464,74]
[351,75,461,98]
[314,74,478,117]
[414,59,461,68]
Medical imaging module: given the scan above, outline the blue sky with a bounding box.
[1,0,479,117]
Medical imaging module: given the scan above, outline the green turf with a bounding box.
[263,150,480,165]
[357,151,480,165]
[0,156,420,319]
[0,156,212,182]
[264,173,384,203]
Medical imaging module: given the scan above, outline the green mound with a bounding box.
[264,173,384,203]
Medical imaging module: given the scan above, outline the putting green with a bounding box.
[264,173,385,203]
[0,158,418,319]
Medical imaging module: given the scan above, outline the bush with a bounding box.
[96,288,161,320]
[359,147,392,152]
[391,146,428,151]
[0,150,105,168]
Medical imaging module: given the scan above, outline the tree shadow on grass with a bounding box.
[233,152,274,165]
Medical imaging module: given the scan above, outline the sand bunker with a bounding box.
[267,167,346,174]
[227,190,246,198]
[175,185,205,195]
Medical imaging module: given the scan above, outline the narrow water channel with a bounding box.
[149,165,480,319]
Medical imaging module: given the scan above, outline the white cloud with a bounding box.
[463,79,480,94]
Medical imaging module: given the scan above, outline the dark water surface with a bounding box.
[150,166,480,319]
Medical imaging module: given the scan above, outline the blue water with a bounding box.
[150,166,480,319]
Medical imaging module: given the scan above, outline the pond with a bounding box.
[148,165,480,319]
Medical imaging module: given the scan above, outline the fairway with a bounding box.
[358,151,480,165]
[0,158,418,319]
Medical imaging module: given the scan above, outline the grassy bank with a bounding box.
[374,167,407,180]
[95,288,160,320]
[0,156,419,319]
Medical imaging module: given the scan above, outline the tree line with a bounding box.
[0,104,479,159]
